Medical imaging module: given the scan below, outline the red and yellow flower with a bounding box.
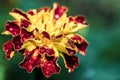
[2,3,88,77]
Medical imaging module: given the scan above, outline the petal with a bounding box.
[68,16,88,33]
[27,10,35,16]
[75,16,88,25]
[9,8,29,20]
[61,53,79,73]
[54,3,67,20]
[66,48,76,55]
[37,7,51,12]
[21,19,31,28]
[75,42,88,56]
[41,55,60,78]
[3,40,15,59]
[20,28,33,42]
[3,22,20,36]
[39,46,55,56]
[42,31,50,39]
[21,41,36,51]
[46,48,55,56]
[69,16,75,22]
[53,42,68,54]
[19,48,41,72]
[70,34,88,56]
[54,37,76,55]
[55,34,62,38]
[69,16,87,25]
[12,36,23,50]
[67,39,76,48]
[39,47,46,54]
[71,34,82,43]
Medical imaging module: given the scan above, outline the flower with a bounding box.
[2,3,88,78]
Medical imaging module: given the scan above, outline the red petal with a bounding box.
[12,8,29,20]
[27,10,35,16]
[20,28,33,42]
[66,48,76,55]
[75,16,87,25]
[71,34,88,55]
[54,3,67,20]
[3,40,14,59]
[75,42,88,56]
[62,53,79,72]
[46,48,55,56]
[12,36,22,50]
[19,48,41,72]
[69,16,75,22]
[5,22,20,36]
[41,55,60,77]
[39,46,55,56]
[71,34,82,42]
[42,31,50,39]
[39,47,46,54]
[55,34,62,38]
[69,16,88,25]
[21,19,31,28]
[75,16,85,23]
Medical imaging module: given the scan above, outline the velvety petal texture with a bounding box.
[3,21,20,36]
[2,3,88,78]
[19,48,41,72]
[61,53,79,73]
[3,40,15,59]
[41,55,60,77]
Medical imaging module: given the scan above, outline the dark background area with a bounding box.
[0,0,120,80]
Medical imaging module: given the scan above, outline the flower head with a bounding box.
[2,3,88,77]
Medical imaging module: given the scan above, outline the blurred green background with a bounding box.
[0,0,120,80]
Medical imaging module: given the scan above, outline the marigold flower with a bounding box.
[2,3,88,78]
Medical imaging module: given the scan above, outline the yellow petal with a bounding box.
[22,41,36,51]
